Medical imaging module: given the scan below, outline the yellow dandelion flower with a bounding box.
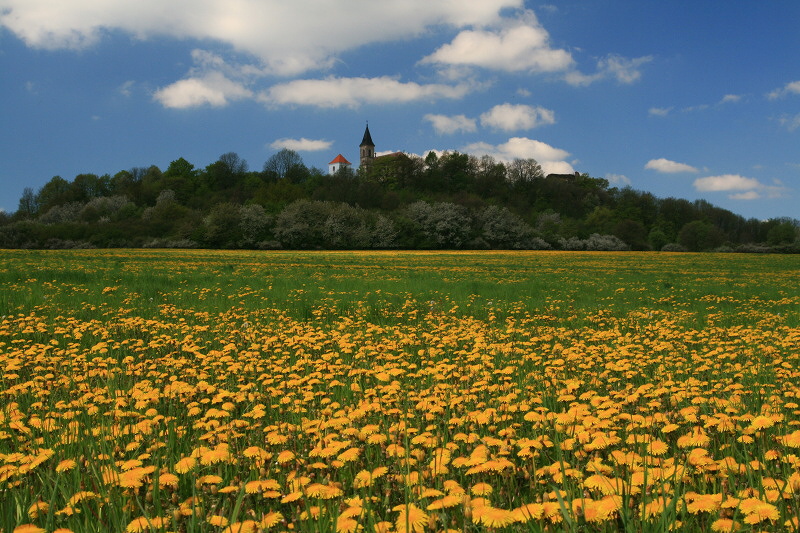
[710,518,741,532]
[119,468,148,489]
[201,444,231,465]
[647,439,669,455]
[642,497,668,519]
[781,430,800,448]
[125,517,149,533]
[56,459,77,473]
[748,415,775,431]
[353,470,373,488]
[336,516,360,533]
[276,450,295,464]
[686,493,722,514]
[259,511,283,528]
[742,502,779,524]
[427,494,463,510]
[474,507,516,528]
[27,500,49,519]
[199,474,223,485]
[208,515,229,527]
[174,456,197,474]
[471,482,492,496]
[222,520,258,533]
[67,491,97,507]
[337,447,361,463]
[367,434,387,445]
[373,521,393,533]
[281,491,303,503]
[394,504,428,533]
[158,472,179,489]
[13,524,46,533]
[512,503,544,522]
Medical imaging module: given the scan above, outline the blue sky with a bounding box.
[1,1,798,221]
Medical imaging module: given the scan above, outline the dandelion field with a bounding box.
[1,249,799,533]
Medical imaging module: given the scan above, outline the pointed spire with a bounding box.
[360,122,374,148]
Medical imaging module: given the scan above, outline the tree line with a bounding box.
[2,149,798,252]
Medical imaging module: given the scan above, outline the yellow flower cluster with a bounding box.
[1,250,799,532]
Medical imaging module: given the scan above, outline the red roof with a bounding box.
[329,154,351,165]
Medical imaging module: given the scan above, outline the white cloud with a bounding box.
[720,94,742,104]
[260,76,471,108]
[767,80,800,100]
[565,54,652,86]
[153,71,252,108]
[269,138,332,152]
[694,175,789,201]
[480,103,555,131]
[599,54,652,84]
[424,114,477,135]
[118,80,135,97]
[645,158,699,174]
[606,173,632,187]
[779,113,800,132]
[0,0,522,75]
[729,191,760,200]
[648,107,671,117]
[693,174,762,192]
[462,137,572,175]
[420,11,573,73]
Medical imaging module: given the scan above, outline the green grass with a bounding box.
[0,249,799,533]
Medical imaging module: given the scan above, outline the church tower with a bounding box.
[359,123,375,169]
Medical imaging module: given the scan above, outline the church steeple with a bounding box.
[359,123,375,169]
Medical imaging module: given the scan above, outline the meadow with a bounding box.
[1,249,799,533]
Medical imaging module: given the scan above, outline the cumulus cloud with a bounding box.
[424,114,477,135]
[420,11,573,73]
[728,191,761,201]
[694,175,788,200]
[0,0,521,75]
[693,174,762,192]
[260,76,471,108]
[565,54,652,86]
[153,71,253,108]
[645,158,699,174]
[462,137,573,175]
[269,138,332,152]
[767,80,800,100]
[606,173,632,187]
[480,103,555,131]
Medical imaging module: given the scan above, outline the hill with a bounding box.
[2,149,798,252]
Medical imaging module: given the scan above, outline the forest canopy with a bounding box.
[2,149,798,252]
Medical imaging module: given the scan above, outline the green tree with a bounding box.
[36,176,72,213]
[16,187,38,218]
[263,149,305,180]
[678,220,725,251]
[766,219,798,246]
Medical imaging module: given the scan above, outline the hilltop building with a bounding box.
[330,124,410,178]
[328,154,351,175]
[359,124,375,170]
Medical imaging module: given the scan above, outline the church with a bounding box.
[327,124,376,175]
